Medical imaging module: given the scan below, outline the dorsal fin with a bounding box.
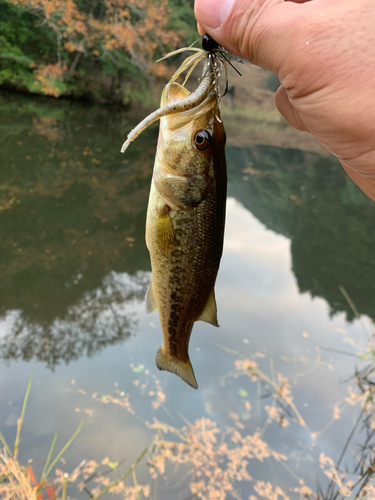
[198,288,219,327]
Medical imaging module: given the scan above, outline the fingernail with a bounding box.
[195,0,235,30]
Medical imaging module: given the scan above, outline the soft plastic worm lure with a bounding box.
[120,34,240,153]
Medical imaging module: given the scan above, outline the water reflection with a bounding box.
[227,145,375,321]
[2,90,375,369]
[2,90,375,499]
[0,271,148,368]
[59,326,375,500]
[0,90,154,366]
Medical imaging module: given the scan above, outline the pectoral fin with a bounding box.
[145,279,158,313]
[198,288,219,327]
[156,207,175,256]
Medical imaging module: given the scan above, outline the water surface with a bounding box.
[1,90,375,499]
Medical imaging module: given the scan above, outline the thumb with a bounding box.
[194,0,312,74]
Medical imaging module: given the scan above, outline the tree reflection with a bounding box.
[0,271,148,368]
[227,144,375,321]
[0,90,156,366]
[3,87,375,370]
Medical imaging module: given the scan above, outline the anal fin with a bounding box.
[145,278,158,313]
[198,288,219,327]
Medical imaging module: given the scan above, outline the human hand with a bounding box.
[195,0,375,200]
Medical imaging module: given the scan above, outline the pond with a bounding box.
[1,88,375,500]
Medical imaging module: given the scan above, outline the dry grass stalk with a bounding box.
[0,450,38,500]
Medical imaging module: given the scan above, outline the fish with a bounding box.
[121,36,231,389]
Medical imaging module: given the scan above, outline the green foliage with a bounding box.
[0,0,188,102]
[0,0,56,91]
[122,79,155,107]
[167,0,197,46]
[0,0,55,58]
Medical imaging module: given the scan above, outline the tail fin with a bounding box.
[156,347,198,389]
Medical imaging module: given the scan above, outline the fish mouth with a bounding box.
[161,81,190,107]
[161,82,218,130]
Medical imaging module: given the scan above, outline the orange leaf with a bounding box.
[28,466,36,485]
[46,485,56,499]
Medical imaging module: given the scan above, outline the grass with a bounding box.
[0,377,147,500]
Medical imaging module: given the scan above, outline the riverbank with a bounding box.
[149,61,327,154]
[2,58,325,155]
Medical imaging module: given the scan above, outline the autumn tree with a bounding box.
[1,0,182,100]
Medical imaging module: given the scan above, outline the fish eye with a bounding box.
[193,129,211,151]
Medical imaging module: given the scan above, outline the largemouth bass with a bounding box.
[121,36,231,389]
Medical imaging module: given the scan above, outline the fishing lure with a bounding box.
[121,34,240,153]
